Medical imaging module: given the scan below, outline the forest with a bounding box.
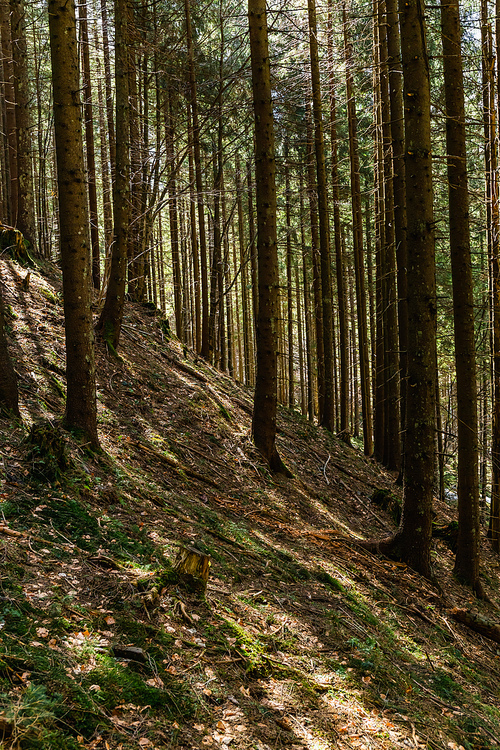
[0,0,499,630]
[4,0,500,746]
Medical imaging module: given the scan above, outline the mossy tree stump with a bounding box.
[174,546,210,595]
[25,420,70,481]
[0,224,33,265]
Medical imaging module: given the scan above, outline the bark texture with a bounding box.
[249,0,290,476]
[48,0,99,448]
[440,0,481,593]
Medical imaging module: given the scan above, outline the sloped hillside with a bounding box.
[1,256,500,750]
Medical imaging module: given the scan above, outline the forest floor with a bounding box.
[1,255,500,750]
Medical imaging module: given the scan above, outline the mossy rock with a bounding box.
[25,420,71,482]
[371,488,402,525]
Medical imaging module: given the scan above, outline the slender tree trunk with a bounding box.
[285,142,295,408]
[100,0,115,180]
[93,9,113,267]
[386,0,408,473]
[343,3,373,455]
[0,281,20,416]
[299,170,315,421]
[327,0,349,441]
[440,0,481,592]
[364,0,436,577]
[373,13,385,463]
[249,0,290,476]
[185,0,209,358]
[187,102,201,353]
[0,0,17,226]
[96,0,130,351]
[49,0,99,448]
[480,0,500,552]
[305,99,324,420]
[79,0,100,288]
[10,0,35,250]
[307,0,334,431]
[236,155,253,385]
[247,161,258,328]
[378,0,400,471]
[166,89,183,340]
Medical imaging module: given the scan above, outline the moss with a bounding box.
[25,421,71,483]
[314,568,345,592]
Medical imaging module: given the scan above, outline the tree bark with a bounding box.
[78,0,100,288]
[48,0,99,448]
[343,2,373,456]
[327,0,349,442]
[363,0,436,577]
[307,0,334,432]
[440,0,481,593]
[249,0,290,476]
[96,0,130,352]
[0,0,17,227]
[185,0,209,359]
[0,281,20,417]
[10,0,36,251]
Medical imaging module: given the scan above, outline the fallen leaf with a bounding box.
[146,677,164,688]
[36,627,49,638]
[105,616,116,625]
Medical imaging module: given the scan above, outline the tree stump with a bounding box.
[174,545,210,595]
[25,420,70,481]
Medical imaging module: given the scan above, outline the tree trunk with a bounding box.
[100,0,115,181]
[79,0,100,288]
[185,0,209,359]
[305,98,324,421]
[307,0,334,432]
[440,0,481,593]
[327,0,349,442]
[166,88,183,340]
[386,0,408,472]
[48,0,99,448]
[378,0,400,471]
[0,0,17,227]
[0,281,20,417]
[285,142,294,408]
[249,0,290,476]
[363,0,436,577]
[96,0,130,351]
[343,2,373,456]
[10,0,36,251]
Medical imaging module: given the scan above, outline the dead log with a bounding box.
[450,608,500,644]
[174,545,210,595]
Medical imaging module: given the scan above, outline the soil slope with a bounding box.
[1,256,500,750]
